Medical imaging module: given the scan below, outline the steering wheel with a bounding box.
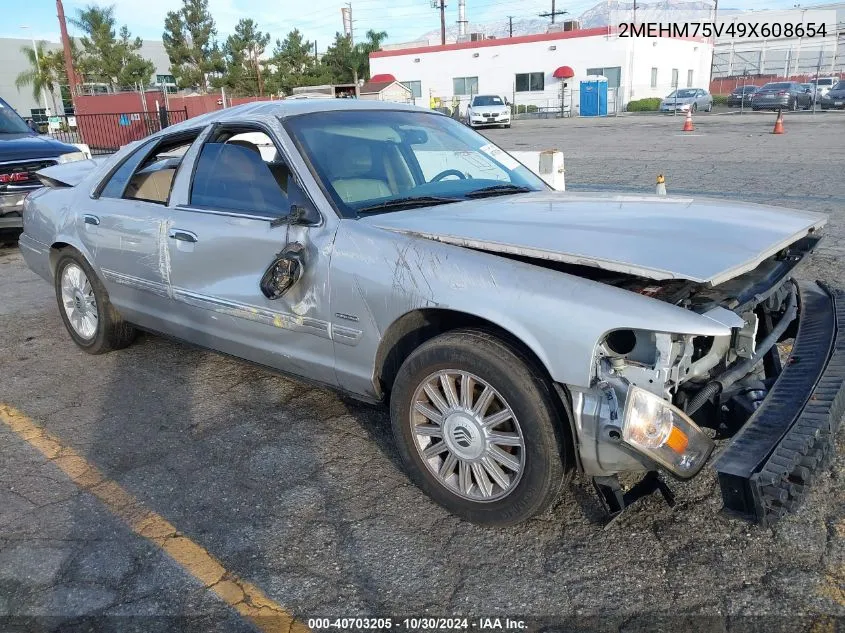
[430,169,467,182]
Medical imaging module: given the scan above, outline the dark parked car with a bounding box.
[751,82,813,111]
[727,85,759,107]
[820,80,845,110]
[0,97,85,242]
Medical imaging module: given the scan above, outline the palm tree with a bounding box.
[15,41,57,113]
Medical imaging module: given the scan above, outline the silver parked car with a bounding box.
[659,88,713,113]
[19,100,843,526]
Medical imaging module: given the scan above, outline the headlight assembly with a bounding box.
[57,151,88,164]
[622,386,714,478]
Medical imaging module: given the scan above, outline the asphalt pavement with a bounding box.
[1,112,843,632]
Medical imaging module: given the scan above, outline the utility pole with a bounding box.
[56,0,79,113]
[633,0,637,24]
[709,0,719,88]
[508,16,514,37]
[346,2,354,44]
[539,0,567,24]
[432,0,447,46]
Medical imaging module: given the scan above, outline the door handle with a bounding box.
[83,214,100,226]
[168,229,198,243]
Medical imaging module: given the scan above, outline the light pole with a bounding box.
[20,26,51,116]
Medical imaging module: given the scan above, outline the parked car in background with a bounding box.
[18,100,841,528]
[465,95,511,128]
[809,76,841,99]
[751,82,813,111]
[659,88,713,113]
[726,85,759,107]
[0,97,86,243]
[820,80,845,110]
[800,83,818,104]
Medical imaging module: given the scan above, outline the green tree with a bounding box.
[221,18,270,96]
[356,29,387,79]
[162,0,224,91]
[321,29,388,85]
[265,29,329,95]
[321,32,358,84]
[14,41,56,108]
[71,4,154,90]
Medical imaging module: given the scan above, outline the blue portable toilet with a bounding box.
[579,75,608,117]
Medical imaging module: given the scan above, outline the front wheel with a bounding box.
[389,329,567,526]
[54,250,136,354]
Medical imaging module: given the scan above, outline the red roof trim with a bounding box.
[371,27,612,58]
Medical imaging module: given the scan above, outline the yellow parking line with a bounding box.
[0,403,309,633]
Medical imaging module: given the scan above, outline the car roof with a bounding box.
[162,98,438,137]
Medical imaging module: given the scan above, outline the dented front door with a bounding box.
[162,210,338,385]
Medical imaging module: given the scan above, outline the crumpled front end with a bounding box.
[570,235,843,524]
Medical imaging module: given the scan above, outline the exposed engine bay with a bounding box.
[592,234,819,436]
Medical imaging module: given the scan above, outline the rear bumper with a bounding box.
[714,280,844,525]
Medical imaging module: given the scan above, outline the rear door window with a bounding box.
[99,140,156,199]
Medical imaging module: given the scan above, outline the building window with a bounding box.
[687,69,694,87]
[515,72,544,92]
[671,68,679,87]
[650,67,658,88]
[156,74,175,85]
[586,66,622,88]
[401,80,422,98]
[452,76,479,96]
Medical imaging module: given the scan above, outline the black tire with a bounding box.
[53,249,136,354]
[389,329,567,526]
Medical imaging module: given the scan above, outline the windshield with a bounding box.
[285,109,546,218]
[667,89,697,98]
[812,78,835,86]
[472,95,504,106]
[761,82,792,90]
[0,99,32,134]
[833,81,845,91]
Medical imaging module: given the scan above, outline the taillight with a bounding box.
[778,90,789,96]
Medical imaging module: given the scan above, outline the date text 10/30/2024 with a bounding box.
[308,618,528,630]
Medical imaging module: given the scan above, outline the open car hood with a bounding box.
[364,191,826,285]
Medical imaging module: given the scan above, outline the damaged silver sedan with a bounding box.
[19,100,843,526]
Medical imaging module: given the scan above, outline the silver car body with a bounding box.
[659,88,713,112]
[18,100,830,494]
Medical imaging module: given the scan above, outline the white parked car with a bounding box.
[466,95,511,128]
[809,77,841,99]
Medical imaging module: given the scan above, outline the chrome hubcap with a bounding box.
[60,263,98,340]
[410,370,525,502]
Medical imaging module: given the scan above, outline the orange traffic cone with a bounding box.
[772,109,784,134]
[682,109,694,132]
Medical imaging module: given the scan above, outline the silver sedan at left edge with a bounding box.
[18,100,845,527]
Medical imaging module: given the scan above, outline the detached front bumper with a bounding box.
[714,281,845,526]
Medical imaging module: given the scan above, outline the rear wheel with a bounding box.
[54,250,136,354]
[390,329,567,526]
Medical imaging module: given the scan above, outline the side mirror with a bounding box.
[260,242,305,299]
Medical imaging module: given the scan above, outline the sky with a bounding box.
[1,0,826,52]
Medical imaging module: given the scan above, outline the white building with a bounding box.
[370,27,713,115]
